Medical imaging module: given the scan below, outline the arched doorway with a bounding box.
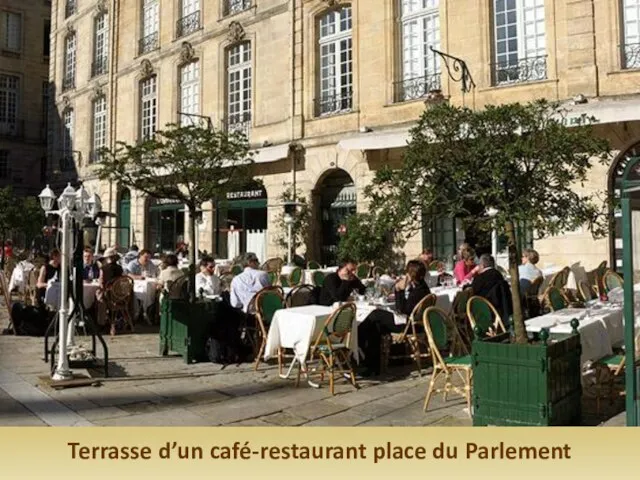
[317,169,356,265]
[117,188,131,249]
[609,141,640,271]
[145,197,185,253]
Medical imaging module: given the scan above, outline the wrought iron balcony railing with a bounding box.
[224,0,252,17]
[394,73,442,103]
[315,90,353,117]
[492,55,547,86]
[91,57,109,77]
[223,112,252,138]
[139,32,159,55]
[0,119,24,138]
[176,10,201,38]
[65,0,76,18]
[622,43,640,70]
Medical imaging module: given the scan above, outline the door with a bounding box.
[118,190,131,249]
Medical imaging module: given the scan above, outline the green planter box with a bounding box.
[159,298,219,364]
[472,330,582,426]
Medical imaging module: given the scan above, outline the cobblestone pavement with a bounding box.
[0,321,473,427]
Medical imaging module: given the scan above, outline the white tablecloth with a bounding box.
[134,279,158,310]
[525,307,623,365]
[8,261,35,293]
[277,266,337,285]
[264,305,359,364]
[45,282,100,310]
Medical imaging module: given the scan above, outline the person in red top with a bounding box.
[3,240,13,259]
[453,247,480,285]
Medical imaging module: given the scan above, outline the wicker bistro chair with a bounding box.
[167,275,189,300]
[422,306,473,416]
[429,260,444,271]
[451,288,473,348]
[312,270,326,287]
[371,265,385,278]
[288,267,303,287]
[279,274,290,288]
[578,280,597,302]
[307,260,321,270]
[389,293,437,376]
[105,276,135,336]
[523,276,544,319]
[262,258,284,274]
[304,303,359,395]
[285,284,315,308]
[230,264,243,276]
[603,270,624,293]
[355,263,371,279]
[544,286,569,311]
[496,265,508,277]
[466,296,507,339]
[253,288,285,371]
[267,271,278,286]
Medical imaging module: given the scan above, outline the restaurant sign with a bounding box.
[226,187,267,201]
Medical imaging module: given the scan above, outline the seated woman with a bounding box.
[395,260,431,316]
[518,248,543,296]
[158,254,185,299]
[35,249,61,307]
[453,248,480,286]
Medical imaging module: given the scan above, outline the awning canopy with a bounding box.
[338,129,412,151]
[252,143,290,164]
[561,98,640,126]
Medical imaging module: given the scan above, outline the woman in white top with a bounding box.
[195,256,221,296]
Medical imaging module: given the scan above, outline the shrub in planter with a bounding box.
[472,321,582,426]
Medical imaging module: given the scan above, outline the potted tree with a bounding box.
[366,100,611,425]
[97,123,254,363]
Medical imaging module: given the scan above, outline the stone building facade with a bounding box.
[47,0,640,270]
[0,0,50,197]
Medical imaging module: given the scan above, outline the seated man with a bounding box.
[126,249,158,280]
[417,248,434,268]
[229,252,271,313]
[318,259,365,306]
[82,248,100,281]
[518,248,543,295]
[196,256,221,297]
[470,254,513,326]
[122,244,139,266]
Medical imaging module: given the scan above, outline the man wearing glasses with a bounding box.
[195,256,221,297]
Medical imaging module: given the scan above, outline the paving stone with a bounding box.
[303,410,370,426]
[96,409,213,426]
[261,410,308,426]
[76,406,132,421]
[290,399,350,421]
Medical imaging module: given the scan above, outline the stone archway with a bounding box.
[313,168,356,266]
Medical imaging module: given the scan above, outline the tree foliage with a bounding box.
[366,100,611,343]
[0,186,45,247]
[96,124,255,301]
[337,212,402,269]
[273,186,311,260]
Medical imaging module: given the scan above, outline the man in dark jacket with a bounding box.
[319,260,365,306]
[470,254,513,327]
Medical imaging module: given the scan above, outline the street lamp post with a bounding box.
[283,201,297,266]
[38,183,103,381]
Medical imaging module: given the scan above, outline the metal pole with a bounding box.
[52,210,72,381]
[622,194,638,426]
[287,221,292,266]
[94,223,102,256]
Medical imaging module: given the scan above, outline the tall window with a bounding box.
[43,20,51,57]
[92,13,109,77]
[227,42,251,136]
[397,0,440,102]
[140,76,157,140]
[0,74,19,136]
[623,0,640,68]
[177,0,200,38]
[224,0,252,17]
[1,11,22,53]
[61,109,74,170]
[65,0,77,18]
[92,96,107,163]
[317,6,353,116]
[493,0,546,85]
[0,151,8,179]
[41,81,49,141]
[140,0,159,54]
[63,33,76,91]
[179,61,200,126]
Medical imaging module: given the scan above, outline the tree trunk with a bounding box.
[505,220,527,344]
[188,205,197,303]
